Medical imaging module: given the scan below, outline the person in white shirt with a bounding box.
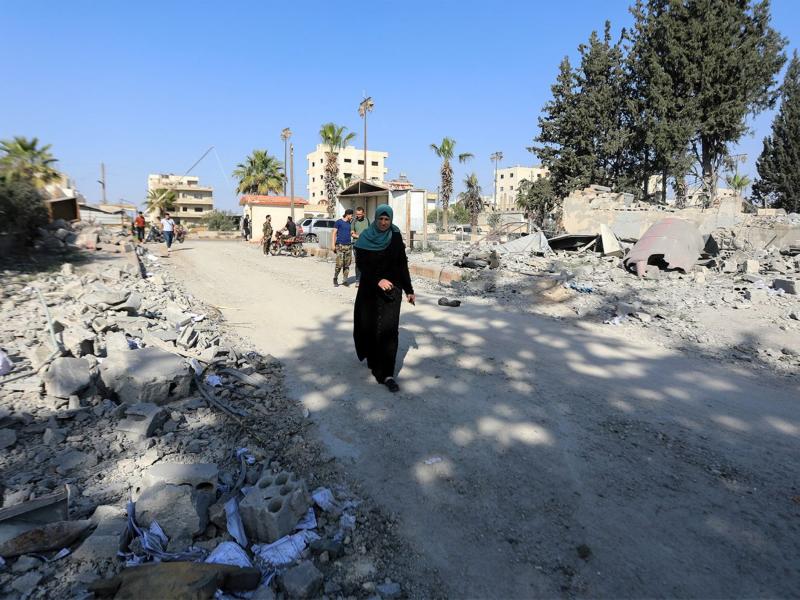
[161,213,176,253]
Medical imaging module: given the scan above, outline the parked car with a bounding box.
[299,218,336,243]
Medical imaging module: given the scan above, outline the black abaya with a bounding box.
[353,231,414,383]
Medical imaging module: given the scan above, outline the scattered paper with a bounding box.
[225,497,248,548]
[424,457,443,465]
[205,541,252,569]
[339,513,356,531]
[206,374,223,387]
[49,548,70,561]
[311,487,340,513]
[0,350,12,376]
[295,508,317,531]
[252,531,320,568]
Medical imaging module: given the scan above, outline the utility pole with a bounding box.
[99,162,107,204]
[290,143,295,221]
[281,128,292,195]
[490,151,503,211]
[358,96,374,181]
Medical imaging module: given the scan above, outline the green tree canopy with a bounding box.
[233,150,285,196]
[516,177,557,229]
[0,136,60,189]
[319,123,356,218]
[752,51,800,212]
[145,188,177,215]
[430,137,473,232]
[458,173,483,227]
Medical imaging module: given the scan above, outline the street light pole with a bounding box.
[290,143,295,221]
[490,151,503,211]
[281,128,292,196]
[358,96,374,181]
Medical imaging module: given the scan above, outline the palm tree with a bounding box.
[145,188,177,216]
[233,150,285,196]
[458,173,483,228]
[430,137,472,232]
[726,173,751,197]
[320,123,356,218]
[0,136,60,188]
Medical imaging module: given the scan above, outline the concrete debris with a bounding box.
[279,560,323,599]
[43,357,93,399]
[624,218,705,275]
[99,346,191,405]
[240,471,311,543]
[116,403,168,440]
[0,519,92,557]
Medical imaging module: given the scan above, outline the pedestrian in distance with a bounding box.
[161,212,176,254]
[134,211,146,243]
[262,215,273,255]
[242,214,251,241]
[285,216,296,237]
[333,208,354,286]
[351,206,370,287]
[353,205,415,393]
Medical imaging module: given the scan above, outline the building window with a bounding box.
[371,161,378,166]
[537,173,542,179]
[500,187,504,191]
[344,158,351,163]
[510,173,514,178]
[312,192,315,197]
[194,207,203,212]
[344,172,352,179]
[182,207,188,211]
[358,159,364,165]
[510,185,514,190]
[312,162,315,167]
[312,177,315,182]
[500,174,504,179]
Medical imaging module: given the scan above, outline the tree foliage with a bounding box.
[0,136,60,189]
[516,177,557,229]
[233,150,285,196]
[430,137,473,232]
[458,173,483,228]
[320,123,356,218]
[752,51,800,212]
[145,188,177,215]
[202,210,237,231]
[0,174,49,243]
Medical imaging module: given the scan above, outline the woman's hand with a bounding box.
[406,293,416,305]
[378,279,394,291]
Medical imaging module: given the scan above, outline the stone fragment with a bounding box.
[61,263,75,276]
[773,278,798,295]
[113,292,142,315]
[279,561,323,599]
[0,520,92,557]
[140,463,218,494]
[0,428,17,450]
[309,537,344,559]
[148,329,179,343]
[116,403,168,440]
[177,325,198,349]
[71,505,128,562]
[62,325,96,357]
[88,562,261,599]
[83,284,130,306]
[11,571,43,593]
[43,357,92,398]
[240,471,310,543]
[105,330,131,354]
[55,449,97,474]
[376,581,402,599]
[99,347,191,405]
[721,259,738,273]
[135,483,205,552]
[163,305,193,329]
[742,259,760,274]
[42,427,66,446]
[11,554,42,573]
[745,288,768,301]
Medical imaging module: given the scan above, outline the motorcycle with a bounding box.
[145,226,164,243]
[269,233,305,257]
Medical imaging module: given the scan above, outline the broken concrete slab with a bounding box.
[624,218,704,276]
[773,278,798,295]
[240,471,310,543]
[83,284,130,307]
[135,483,206,552]
[599,224,623,257]
[99,346,191,405]
[177,325,199,350]
[61,325,96,357]
[0,429,16,450]
[88,561,261,600]
[163,305,194,329]
[71,505,127,562]
[116,403,168,440]
[112,292,142,316]
[43,357,92,399]
[105,330,131,354]
[140,463,218,495]
[0,519,92,557]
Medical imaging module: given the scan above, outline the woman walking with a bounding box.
[353,205,415,392]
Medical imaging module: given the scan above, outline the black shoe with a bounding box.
[333,278,339,287]
[438,297,461,307]
[383,377,400,393]
[343,279,351,287]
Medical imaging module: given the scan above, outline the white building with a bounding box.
[306,145,388,205]
[147,174,214,225]
[494,165,549,211]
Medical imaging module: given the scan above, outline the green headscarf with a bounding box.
[354,204,399,251]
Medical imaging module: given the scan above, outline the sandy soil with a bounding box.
[169,240,800,599]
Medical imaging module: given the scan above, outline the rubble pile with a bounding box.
[32,221,134,255]
[0,243,410,599]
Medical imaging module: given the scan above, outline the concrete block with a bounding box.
[140,463,218,495]
[721,259,738,273]
[177,325,198,349]
[62,325,97,357]
[99,346,191,405]
[71,505,128,562]
[105,330,131,354]
[43,357,92,399]
[745,288,769,301]
[83,284,130,306]
[438,267,463,285]
[742,259,760,274]
[279,561,323,599]
[135,482,205,552]
[116,403,168,440]
[240,471,310,543]
[163,305,193,329]
[773,278,798,295]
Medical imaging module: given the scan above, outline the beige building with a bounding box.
[147,173,214,225]
[306,144,388,206]
[239,195,309,239]
[495,165,549,211]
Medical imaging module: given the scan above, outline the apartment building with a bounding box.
[494,165,549,211]
[306,144,388,204]
[147,174,214,225]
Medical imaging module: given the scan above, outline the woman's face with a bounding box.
[377,215,391,231]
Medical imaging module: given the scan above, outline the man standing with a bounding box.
[285,216,297,237]
[242,214,251,241]
[262,215,273,255]
[351,206,370,286]
[134,211,146,243]
[161,212,176,254]
[332,208,354,286]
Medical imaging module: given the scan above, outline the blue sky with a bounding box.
[3,0,798,211]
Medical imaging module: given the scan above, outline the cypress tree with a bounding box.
[752,52,800,212]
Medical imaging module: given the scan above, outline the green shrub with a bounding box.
[203,210,237,231]
[0,175,49,243]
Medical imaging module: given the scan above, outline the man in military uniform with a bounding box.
[332,209,354,286]
[262,215,273,255]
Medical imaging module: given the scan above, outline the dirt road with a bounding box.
[171,241,799,598]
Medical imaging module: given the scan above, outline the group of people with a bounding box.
[132,211,181,254]
[331,206,369,287]
[258,215,296,254]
